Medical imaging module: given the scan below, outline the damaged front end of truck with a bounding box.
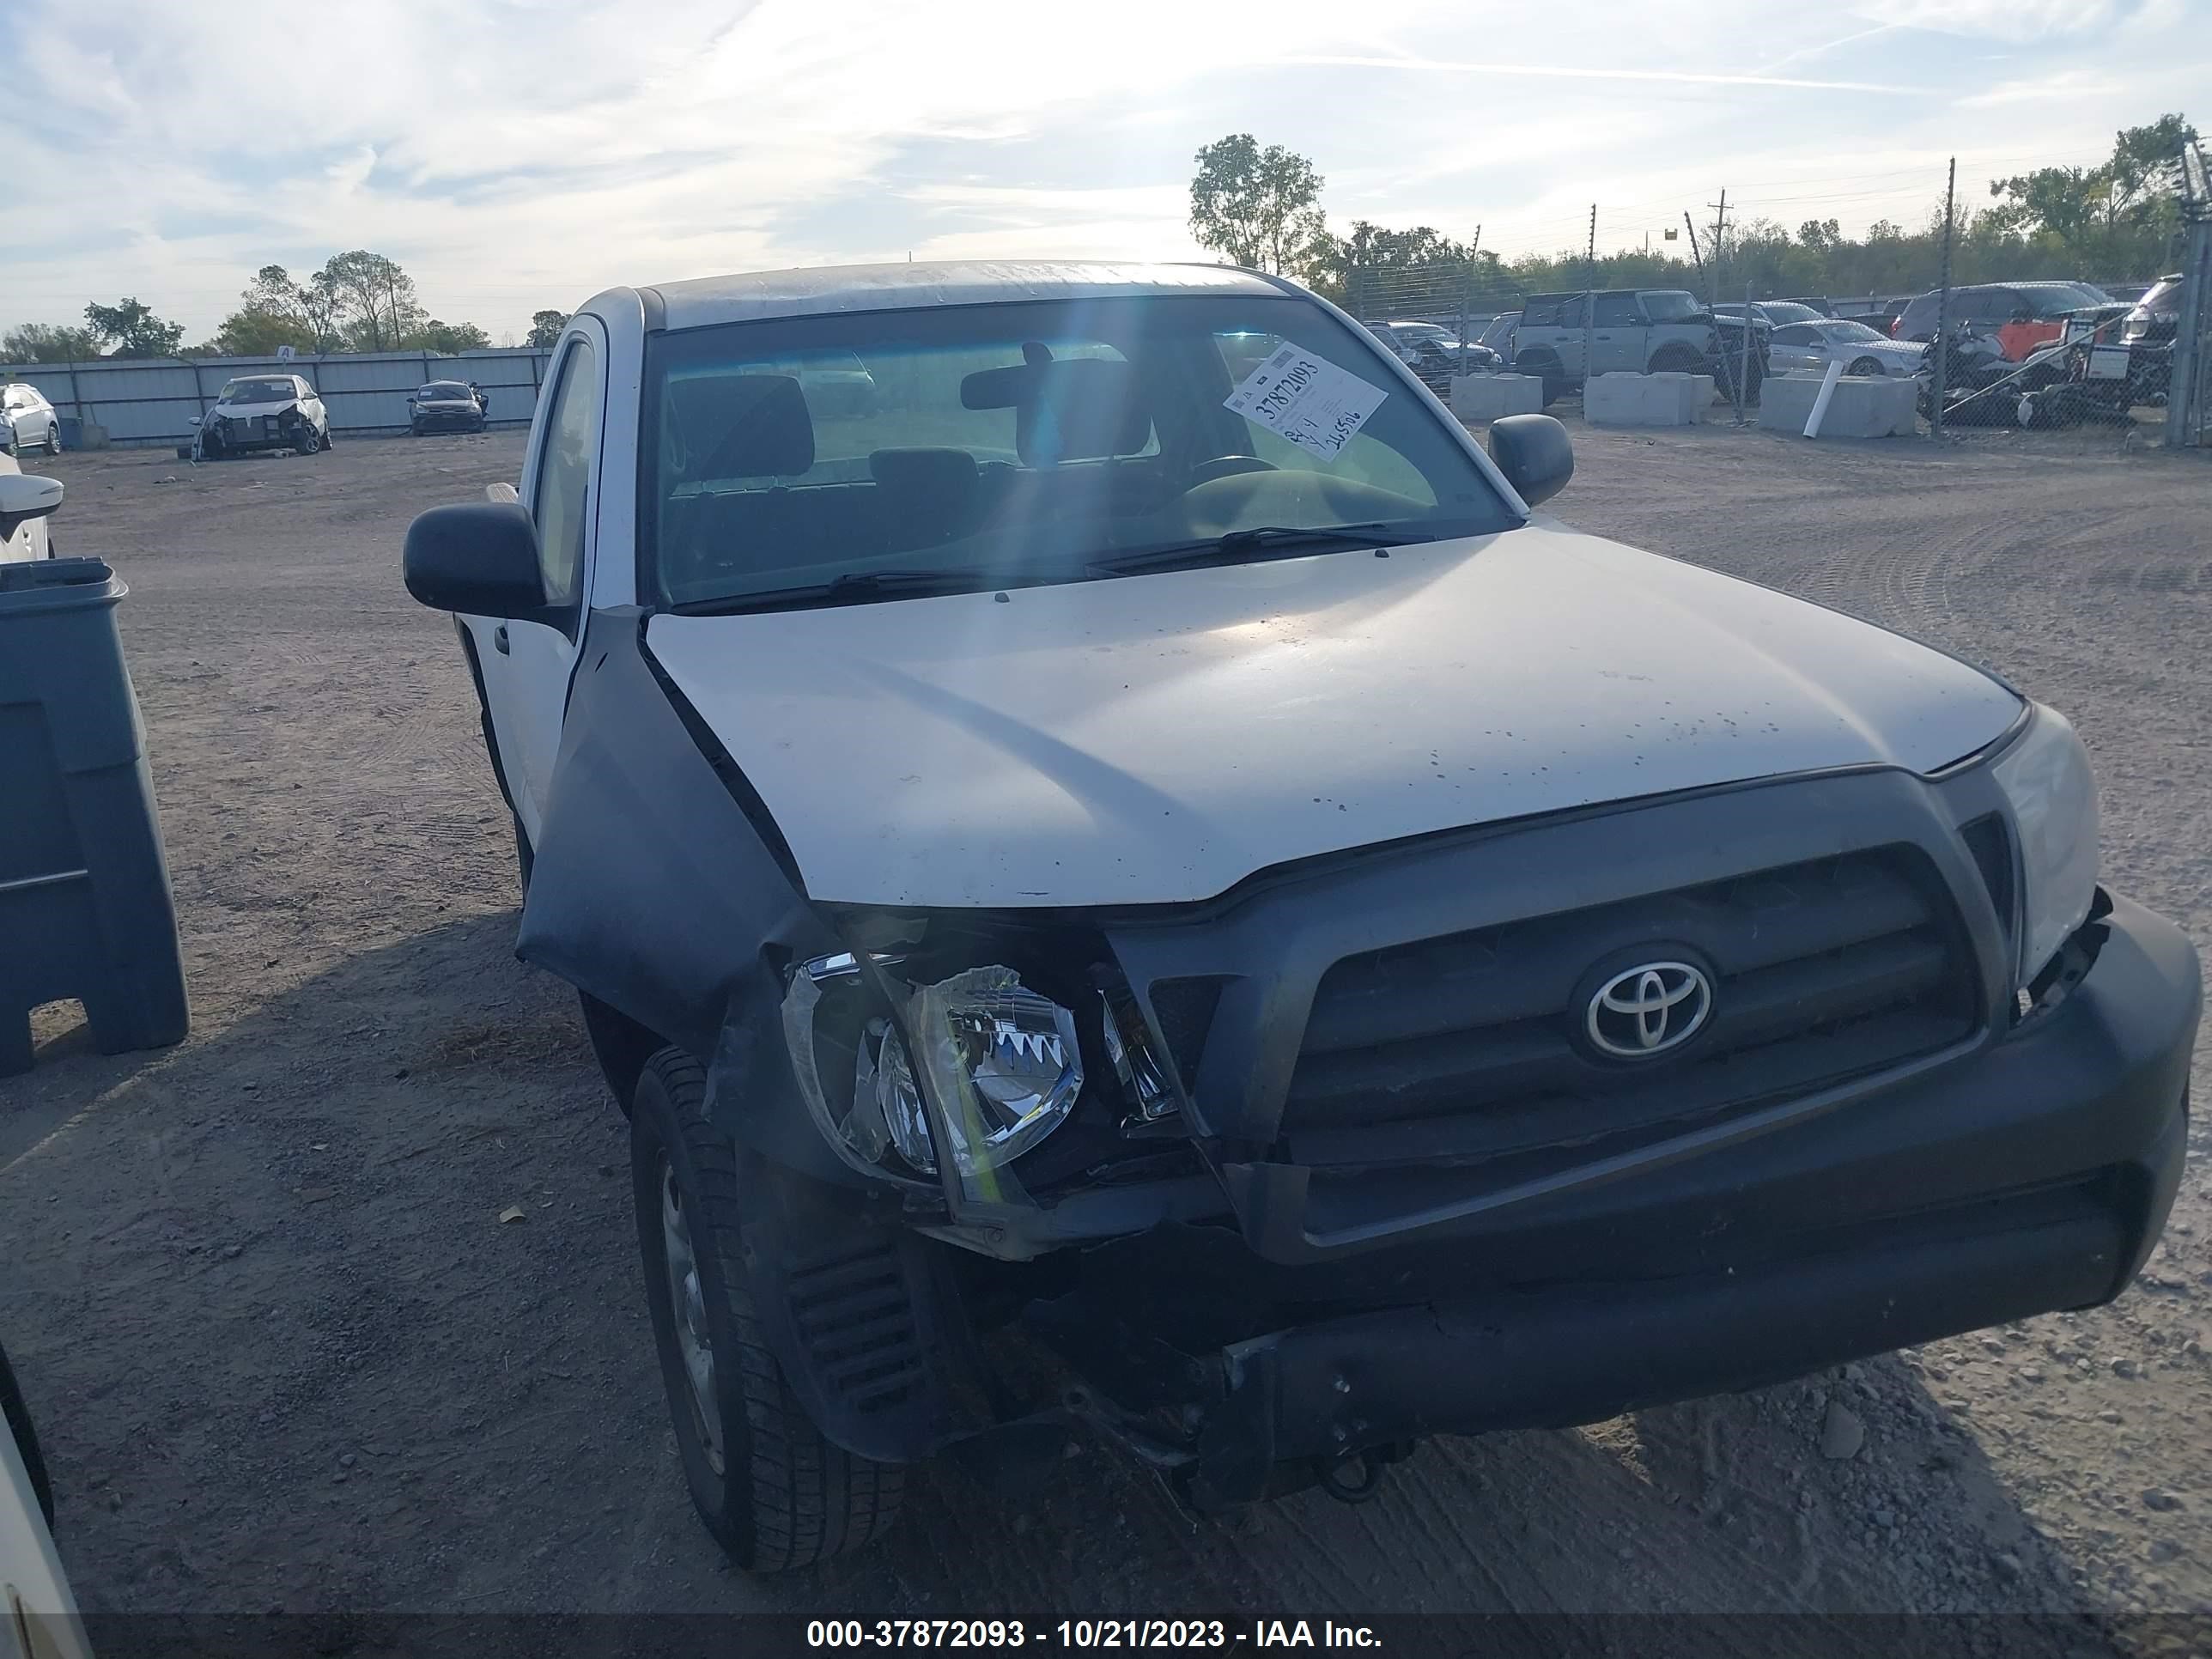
[509,606,1314,1500]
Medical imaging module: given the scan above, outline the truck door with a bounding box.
[1553,295,1588,378]
[465,323,605,844]
[1591,292,1644,374]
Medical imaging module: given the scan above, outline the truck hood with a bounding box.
[644,523,2022,908]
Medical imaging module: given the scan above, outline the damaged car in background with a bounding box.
[178,374,331,460]
[403,261,2200,1571]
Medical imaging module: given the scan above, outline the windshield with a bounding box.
[420,382,472,399]
[219,379,295,404]
[1822,320,1887,343]
[1639,292,1702,321]
[641,293,1518,611]
[1756,302,1822,324]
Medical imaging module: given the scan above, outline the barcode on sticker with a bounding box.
[1224,345,1389,460]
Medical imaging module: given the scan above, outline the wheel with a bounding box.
[630,1048,903,1571]
[1714,352,1765,405]
[1848,357,1884,378]
[294,425,321,456]
[1515,356,1564,408]
[1648,346,1702,374]
[40,422,60,456]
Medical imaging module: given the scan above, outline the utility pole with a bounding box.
[1705,189,1730,296]
[1694,199,1741,424]
[1583,203,1597,400]
[1930,157,1955,440]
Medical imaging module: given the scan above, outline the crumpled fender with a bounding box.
[514,605,854,1183]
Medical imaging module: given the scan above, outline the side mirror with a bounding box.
[0,472,64,542]
[403,501,556,623]
[1488,414,1574,510]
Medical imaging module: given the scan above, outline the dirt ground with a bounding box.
[2,421,2209,1644]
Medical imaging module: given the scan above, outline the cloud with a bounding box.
[1959,70,2126,107]
[1267,52,1920,94]
[1850,0,2127,41]
[3,0,2203,343]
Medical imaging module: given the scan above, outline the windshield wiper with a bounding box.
[671,568,997,616]
[1090,523,1434,575]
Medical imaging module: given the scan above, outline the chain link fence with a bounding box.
[1334,143,2208,449]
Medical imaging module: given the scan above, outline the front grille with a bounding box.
[1283,847,1978,1155]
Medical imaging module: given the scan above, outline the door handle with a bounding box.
[493,624,510,655]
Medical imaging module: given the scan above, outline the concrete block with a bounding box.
[1584,371,1697,427]
[1449,373,1544,422]
[1686,374,1718,416]
[1758,370,1918,438]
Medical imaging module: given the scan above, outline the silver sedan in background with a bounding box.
[1766,319,1928,378]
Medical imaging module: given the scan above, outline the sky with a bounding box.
[1,0,2203,344]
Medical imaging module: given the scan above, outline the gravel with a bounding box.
[1,423,2207,1632]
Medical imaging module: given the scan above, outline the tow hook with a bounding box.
[1316,1449,1388,1504]
[1316,1432,1417,1504]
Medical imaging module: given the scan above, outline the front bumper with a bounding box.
[206,416,310,452]
[414,409,485,429]
[1056,892,2196,1507]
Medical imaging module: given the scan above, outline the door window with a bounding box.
[1591,293,1640,328]
[532,339,599,617]
[1771,325,1820,345]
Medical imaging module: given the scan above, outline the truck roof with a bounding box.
[626,260,1289,333]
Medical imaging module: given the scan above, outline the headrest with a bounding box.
[671,372,814,479]
[960,356,1151,466]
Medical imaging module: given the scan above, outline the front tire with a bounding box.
[40,422,60,456]
[1848,356,1884,378]
[629,1049,904,1571]
[1515,355,1565,408]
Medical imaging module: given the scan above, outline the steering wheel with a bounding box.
[1186,454,1278,488]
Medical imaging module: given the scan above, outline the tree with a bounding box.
[410,319,490,354]
[1988,112,2197,272]
[1313,221,1499,313]
[229,264,343,354]
[526,309,569,348]
[1797,218,1843,252]
[318,250,425,351]
[3,323,102,363]
[1188,134,1329,278]
[83,297,185,358]
[210,307,318,356]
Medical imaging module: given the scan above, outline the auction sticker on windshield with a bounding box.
[1224,343,1389,459]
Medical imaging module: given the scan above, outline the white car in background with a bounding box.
[1766,319,1928,379]
[2,383,61,457]
[0,451,63,563]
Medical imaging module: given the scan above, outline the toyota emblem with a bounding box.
[1584,961,1712,1058]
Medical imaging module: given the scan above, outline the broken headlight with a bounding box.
[786,956,1083,1181]
[1990,703,2099,988]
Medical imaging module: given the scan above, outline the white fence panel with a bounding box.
[1,347,554,447]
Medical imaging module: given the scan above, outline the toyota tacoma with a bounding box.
[402,261,2198,1571]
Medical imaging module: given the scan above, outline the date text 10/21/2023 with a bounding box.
[805,1619,1384,1649]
